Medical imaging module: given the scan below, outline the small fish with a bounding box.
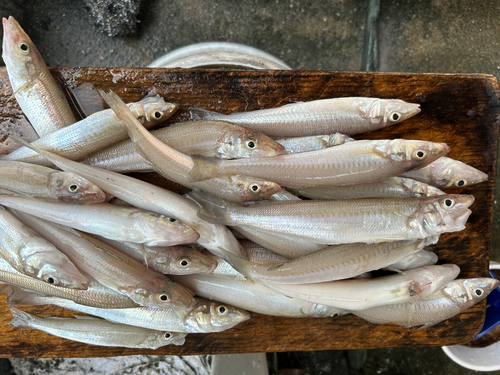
[171,270,346,318]
[189,97,421,137]
[81,120,285,172]
[9,307,187,349]
[289,177,445,200]
[0,161,106,203]
[2,96,177,167]
[0,196,199,247]
[353,278,499,328]
[6,286,249,333]
[2,16,76,136]
[0,207,89,289]
[261,264,460,310]
[194,192,474,245]
[212,139,450,188]
[401,156,489,187]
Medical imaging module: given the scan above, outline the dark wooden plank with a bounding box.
[0,67,498,357]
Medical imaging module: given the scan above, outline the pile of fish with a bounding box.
[0,15,497,350]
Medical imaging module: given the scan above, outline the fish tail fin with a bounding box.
[189,107,225,121]
[189,191,235,225]
[218,247,254,277]
[9,307,36,329]
[0,285,45,307]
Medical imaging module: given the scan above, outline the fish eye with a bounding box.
[68,184,80,193]
[45,276,56,284]
[442,197,454,208]
[217,305,228,315]
[164,332,172,339]
[153,111,163,120]
[250,183,261,193]
[389,112,401,122]
[245,139,257,149]
[19,42,29,52]
[332,313,340,317]
[455,179,466,187]
[159,294,170,301]
[474,288,483,297]
[179,259,189,267]
[169,217,177,223]
[413,150,427,160]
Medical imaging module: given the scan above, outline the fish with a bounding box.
[352,278,499,328]
[81,120,285,172]
[259,264,461,310]
[194,192,474,245]
[14,211,196,312]
[171,271,346,318]
[222,239,426,284]
[2,16,76,137]
[5,286,249,333]
[9,307,187,349]
[211,139,450,188]
[1,96,177,167]
[92,236,218,275]
[276,133,354,153]
[0,196,199,247]
[0,161,106,203]
[0,207,88,289]
[400,156,489,187]
[189,97,421,137]
[289,177,445,200]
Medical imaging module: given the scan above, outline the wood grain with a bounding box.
[0,67,498,357]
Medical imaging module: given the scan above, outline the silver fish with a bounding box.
[0,207,88,289]
[2,96,177,167]
[0,161,106,203]
[228,240,426,284]
[0,196,199,247]
[2,16,76,136]
[289,177,445,200]
[5,286,250,333]
[195,192,474,245]
[401,156,489,187]
[171,271,345,318]
[212,139,450,188]
[353,278,499,328]
[81,120,285,172]
[189,97,421,137]
[260,264,460,310]
[9,307,187,349]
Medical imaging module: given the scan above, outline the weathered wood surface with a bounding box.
[0,67,498,357]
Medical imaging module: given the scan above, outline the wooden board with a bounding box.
[0,67,498,357]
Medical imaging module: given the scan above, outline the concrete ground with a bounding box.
[1,0,500,374]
